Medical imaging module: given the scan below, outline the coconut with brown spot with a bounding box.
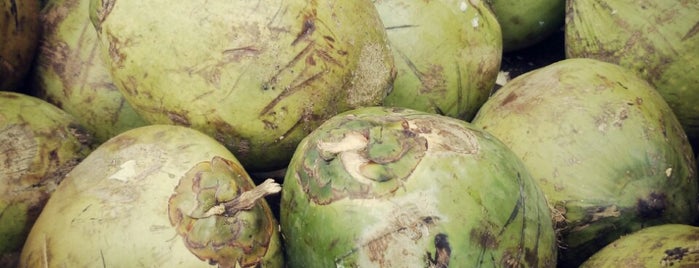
[374,0,502,120]
[472,58,698,267]
[0,91,93,267]
[281,106,557,267]
[30,0,148,143]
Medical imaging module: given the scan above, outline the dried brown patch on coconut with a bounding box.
[1,124,38,183]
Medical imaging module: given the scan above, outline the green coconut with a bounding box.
[472,58,698,267]
[375,0,502,120]
[19,125,283,267]
[581,224,699,267]
[566,0,699,143]
[89,0,395,172]
[281,106,557,267]
[487,0,565,52]
[1,0,41,91]
[30,0,148,143]
[0,91,93,267]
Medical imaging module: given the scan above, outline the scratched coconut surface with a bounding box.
[256,29,569,218]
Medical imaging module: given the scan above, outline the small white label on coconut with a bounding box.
[109,160,137,182]
[539,21,545,26]
[471,17,479,28]
[459,1,468,12]
[666,168,672,177]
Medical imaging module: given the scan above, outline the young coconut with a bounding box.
[30,0,148,143]
[0,92,93,267]
[472,58,699,267]
[89,0,395,172]
[19,125,283,267]
[281,107,557,267]
[580,224,699,267]
[374,0,502,120]
[566,0,699,143]
[0,0,40,91]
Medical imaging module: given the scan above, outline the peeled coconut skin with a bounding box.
[487,0,565,52]
[281,107,557,267]
[29,0,148,143]
[89,0,395,171]
[581,224,699,267]
[375,0,502,120]
[565,0,699,142]
[0,92,93,267]
[19,125,283,267]
[0,0,41,91]
[472,58,698,267]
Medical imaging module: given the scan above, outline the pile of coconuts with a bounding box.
[1,0,698,267]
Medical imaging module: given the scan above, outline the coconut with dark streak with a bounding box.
[375,0,501,120]
[0,91,93,267]
[30,0,147,143]
[89,0,395,172]
[472,58,698,267]
[281,106,557,267]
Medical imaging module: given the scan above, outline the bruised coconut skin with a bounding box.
[565,0,699,142]
[281,107,557,267]
[30,0,147,143]
[19,125,283,267]
[581,224,699,267]
[88,0,395,171]
[0,92,93,266]
[472,58,699,267]
[0,0,40,91]
[375,0,502,120]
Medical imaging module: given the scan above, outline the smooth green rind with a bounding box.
[89,0,395,171]
[566,0,699,142]
[472,58,698,267]
[0,92,93,266]
[30,0,148,143]
[19,125,283,267]
[0,0,40,91]
[581,224,699,267]
[281,107,557,267]
[376,0,502,120]
[487,0,565,52]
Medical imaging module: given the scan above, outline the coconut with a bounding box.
[488,0,565,52]
[0,91,93,267]
[281,106,557,267]
[30,0,148,143]
[374,0,502,120]
[565,0,699,143]
[1,0,41,91]
[472,58,698,267]
[19,125,283,267]
[89,0,395,172]
[581,224,699,267]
